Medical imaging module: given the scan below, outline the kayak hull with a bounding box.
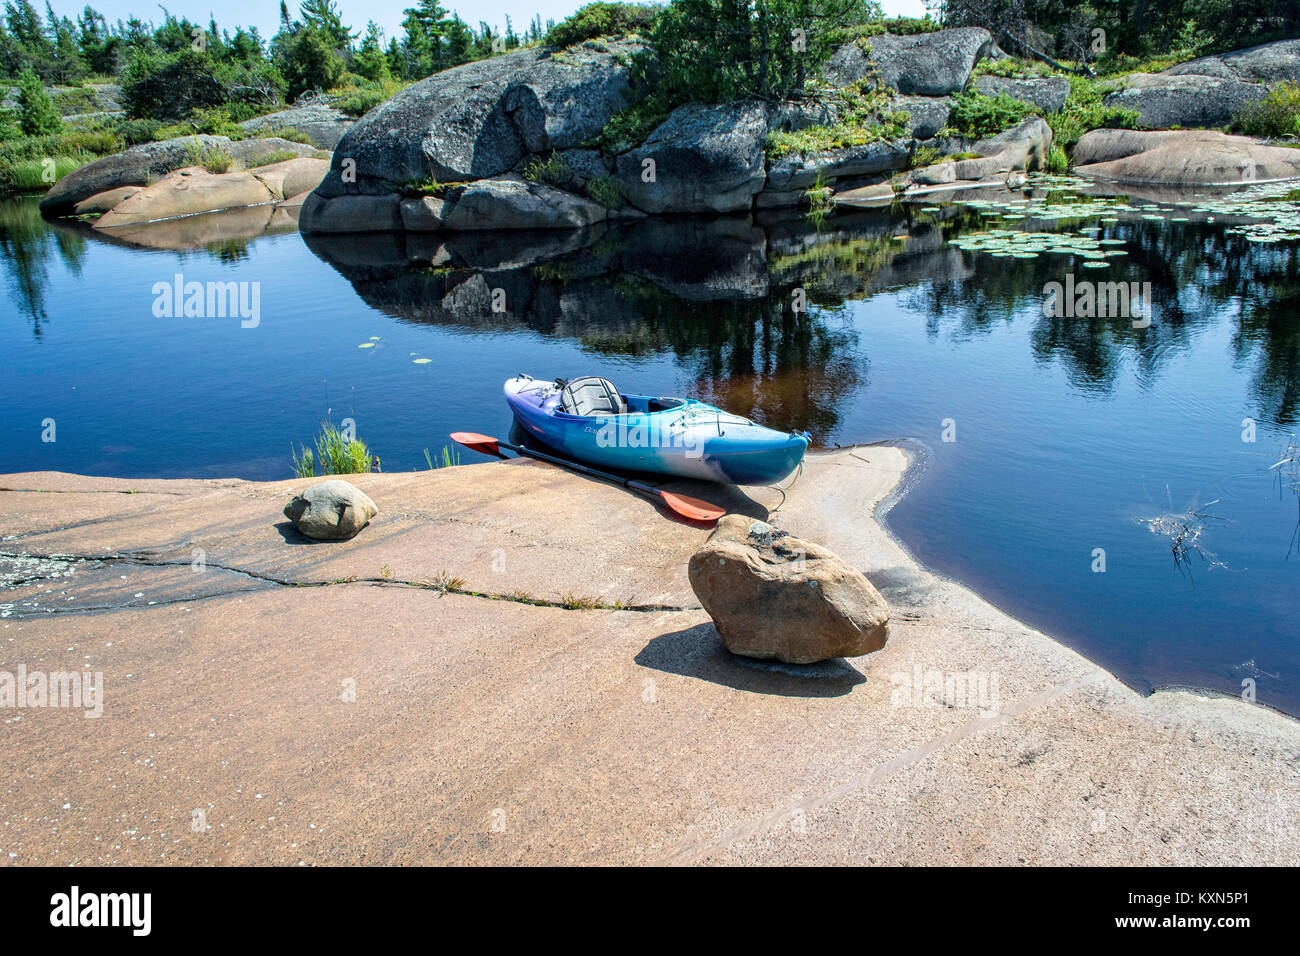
[504,376,808,485]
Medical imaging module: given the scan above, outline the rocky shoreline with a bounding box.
[2,449,1296,864]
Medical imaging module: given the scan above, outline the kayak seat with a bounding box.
[559,376,627,416]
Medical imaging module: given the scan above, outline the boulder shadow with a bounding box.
[273,520,329,545]
[636,624,867,698]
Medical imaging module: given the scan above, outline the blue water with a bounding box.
[1,194,1297,712]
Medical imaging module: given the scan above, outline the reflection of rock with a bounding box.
[823,27,994,96]
[974,75,1071,113]
[616,101,769,214]
[63,203,297,252]
[622,218,769,301]
[1073,129,1300,185]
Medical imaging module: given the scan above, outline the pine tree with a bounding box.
[17,65,60,133]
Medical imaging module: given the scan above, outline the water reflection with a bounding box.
[0,197,86,336]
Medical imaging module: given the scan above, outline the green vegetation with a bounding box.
[945,90,1035,139]
[0,127,120,190]
[242,148,307,169]
[424,446,460,469]
[1044,75,1139,153]
[291,420,379,478]
[585,175,624,209]
[1044,143,1069,173]
[520,150,571,186]
[544,2,660,48]
[765,81,906,158]
[16,68,61,134]
[183,138,234,173]
[1232,82,1300,139]
[584,93,673,153]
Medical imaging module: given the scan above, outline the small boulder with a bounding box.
[283,480,378,540]
[688,514,889,664]
[973,75,1071,113]
[823,27,994,96]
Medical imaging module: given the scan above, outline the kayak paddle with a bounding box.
[450,431,726,524]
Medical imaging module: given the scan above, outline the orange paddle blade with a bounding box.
[450,431,500,454]
[659,490,726,523]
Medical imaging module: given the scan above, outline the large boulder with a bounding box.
[765,138,911,190]
[616,100,768,213]
[688,515,890,664]
[315,41,644,197]
[974,75,1071,113]
[283,480,378,541]
[1102,73,1267,129]
[893,95,952,138]
[440,176,608,230]
[40,135,231,216]
[298,192,402,233]
[1163,38,1300,86]
[248,157,331,201]
[239,104,355,149]
[93,167,274,229]
[822,27,994,96]
[1072,128,1300,185]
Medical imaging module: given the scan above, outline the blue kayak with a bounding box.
[504,374,809,485]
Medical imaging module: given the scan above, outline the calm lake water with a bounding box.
[2,185,1297,713]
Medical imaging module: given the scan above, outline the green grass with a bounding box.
[520,150,571,187]
[333,77,408,117]
[1045,143,1070,173]
[972,57,1055,79]
[585,175,624,209]
[291,420,379,478]
[242,148,305,169]
[256,126,312,144]
[584,92,673,153]
[183,139,234,173]
[423,446,460,469]
[0,127,122,191]
[0,154,86,190]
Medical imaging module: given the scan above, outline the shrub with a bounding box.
[116,118,163,145]
[17,70,62,136]
[121,48,227,120]
[333,75,406,117]
[521,150,571,186]
[1232,82,1300,139]
[945,90,1036,139]
[586,175,625,209]
[586,93,673,152]
[1045,75,1139,153]
[280,27,346,101]
[545,2,660,48]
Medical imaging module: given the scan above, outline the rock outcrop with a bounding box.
[822,27,994,96]
[974,74,1071,113]
[1072,128,1300,185]
[1162,38,1300,86]
[283,479,378,541]
[40,136,322,217]
[688,514,890,663]
[239,103,355,149]
[1103,72,1267,129]
[313,40,644,196]
[614,100,769,214]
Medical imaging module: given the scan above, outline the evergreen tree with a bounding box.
[299,0,354,50]
[353,20,390,82]
[16,65,59,132]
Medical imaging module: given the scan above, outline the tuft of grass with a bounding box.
[1045,143,1069,173]
[242,148,305,169]
[257,126,312,144]
[520,150,571,187]
[183,138,235,174]
[558,592,602,610]
[426,569,466,593]
[291,420,379,478]
[0,155,85,190]
[585,175,624,209]
[423,446,460,469]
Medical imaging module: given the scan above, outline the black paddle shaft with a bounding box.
[493,437,660,497]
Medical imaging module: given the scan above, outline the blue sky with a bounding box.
[42,0,928,46]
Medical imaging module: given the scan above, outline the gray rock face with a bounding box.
[440,176,608,230]
[974,74,1071,112]
[767,99,844,133]
[688,515,890,664]
[315,41,643,197]
[893,95,951,138]
[239,104,355,149]
[1163,38,1300,86]
[1103,72,1267,129]
[40,135,231,216]
[298,193,402,233]
[283,480,378,541]
[765,138,911,190]
[823,27,994,96]
[616,100,768,214]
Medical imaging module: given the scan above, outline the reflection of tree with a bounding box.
[0,197,57,337]
[1226,247,1300,426]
